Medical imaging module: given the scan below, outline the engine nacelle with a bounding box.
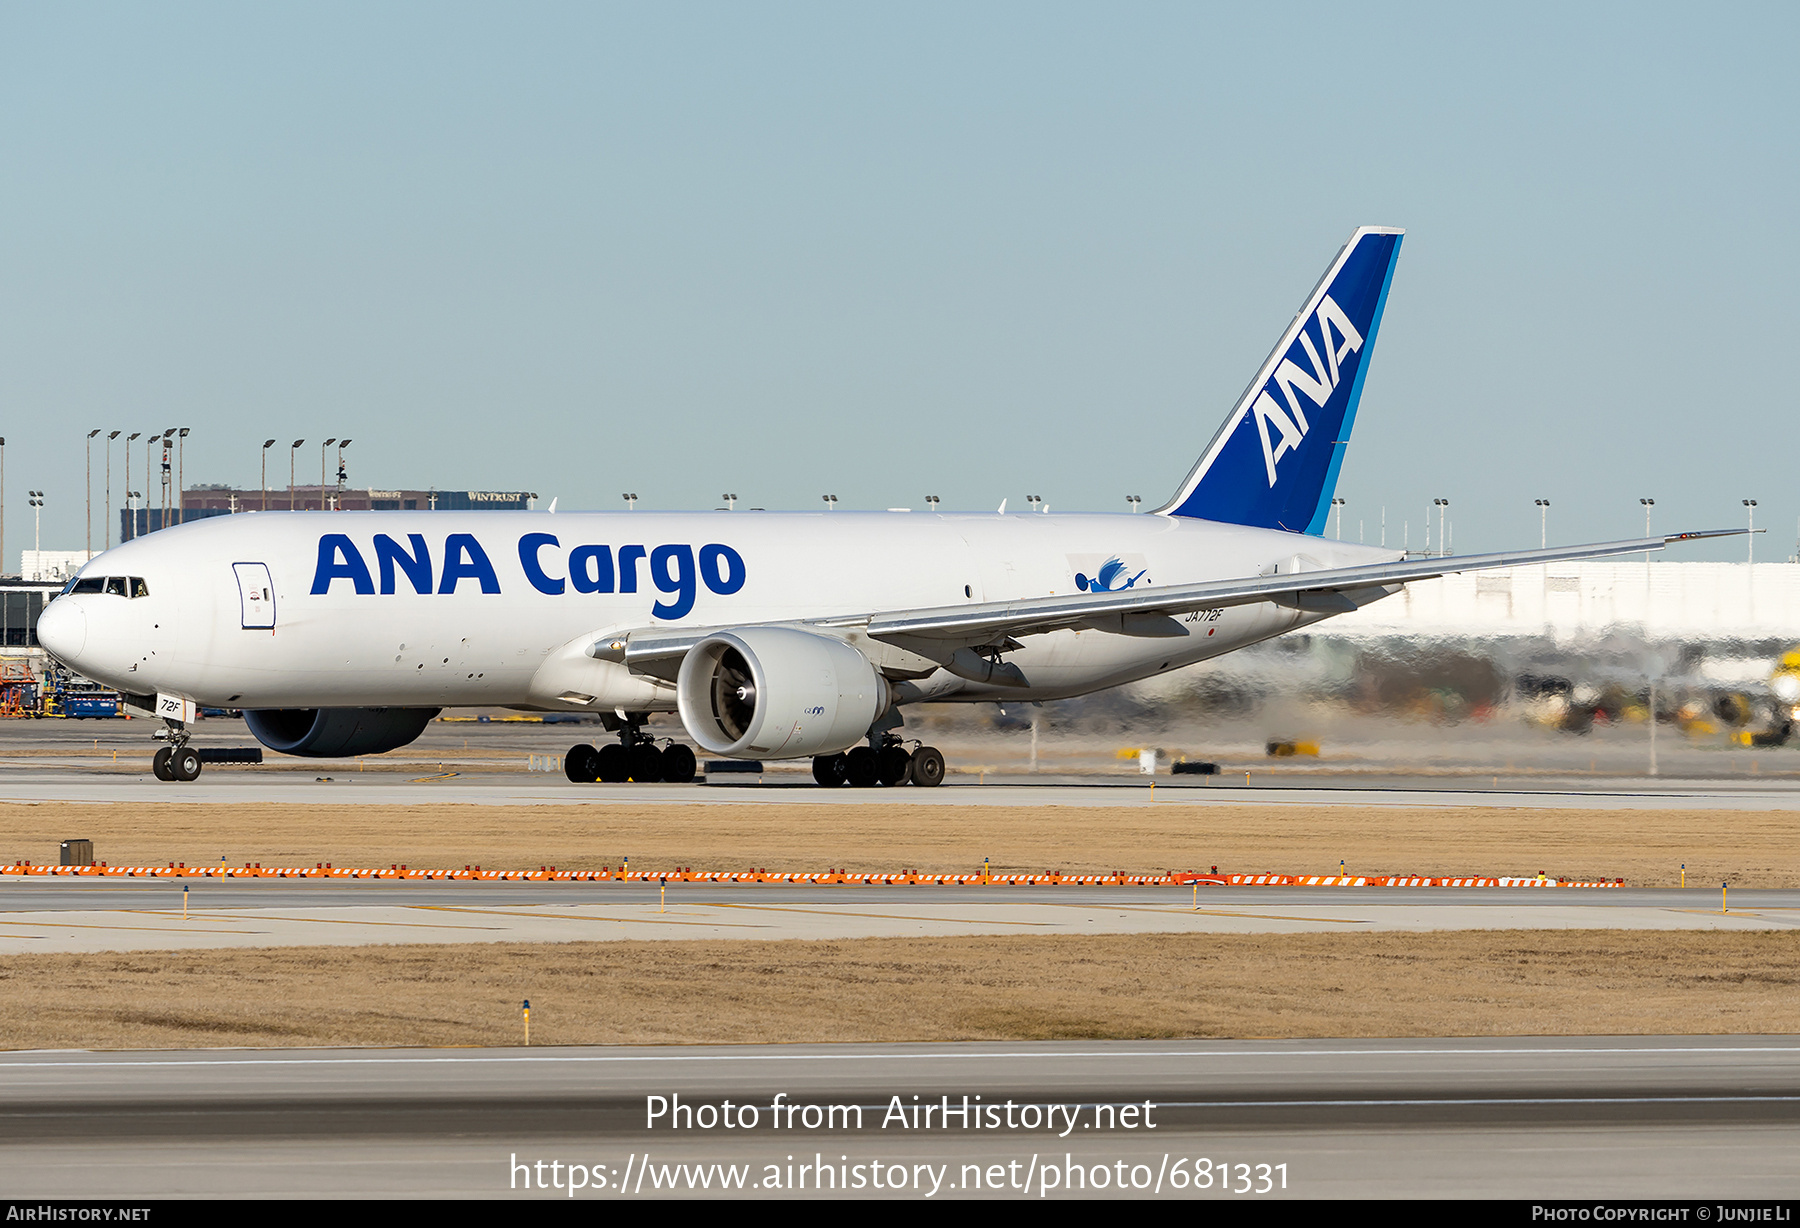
[244,707,441,758]
[676,627,887,759]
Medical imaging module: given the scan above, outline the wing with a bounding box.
[599,529,1743,679]
[848,530,1742,645]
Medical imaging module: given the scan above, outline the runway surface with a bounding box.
[2,1037,1797,1198]
[0,879,1791,951]
[7,762,1800,809]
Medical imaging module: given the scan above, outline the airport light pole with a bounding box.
[176,428,189,525]
[145,434,157,532]
[1433,498,1449,557]
[289,440,304,511]
[1127,494,1142,513]
[821,494,838,512]
[159,430,174,529]
[1744,499,1757,563]
[261,440,276,511]
[926,495,940,512]
[1535,499,1550,549]
[28,491,43,556]
[319,439,335,511]
[336,440,352,509]
[86,430,100,557]
[622,493,636,511]
[1026,494,1042,513]
[106,431,120,547]
[1331,496,1346,538]
[1640,498,1655,563]
[722,494,737,511]
[124,433,139,540]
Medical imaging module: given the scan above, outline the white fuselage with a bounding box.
[38,509,1399,715]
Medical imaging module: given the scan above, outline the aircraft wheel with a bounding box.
[152,747,174,782]
[628,743,665,783]
[564,744,598,783]
[877,746,912,786]
[661,743,697,783]
[812,754,849,787]
[596,743,630,783]
[172,747,202,782]
[845,746,879,788]
[909,746,946,788]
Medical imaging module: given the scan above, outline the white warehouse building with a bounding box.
[1329,562,1800,643]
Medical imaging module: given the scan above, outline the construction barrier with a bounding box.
[0,862,1626,887]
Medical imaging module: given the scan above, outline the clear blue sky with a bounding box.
[2,3,1795,562]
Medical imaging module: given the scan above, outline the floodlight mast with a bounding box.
[86,430,101,556]
[106,431,121,548]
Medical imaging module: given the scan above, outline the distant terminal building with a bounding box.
[121,486,537,540]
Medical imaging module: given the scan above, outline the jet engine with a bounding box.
[675,627,887,759]
[243,707,441,758]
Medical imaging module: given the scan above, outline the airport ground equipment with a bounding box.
[0,659,37,718]
[62,692,120,718]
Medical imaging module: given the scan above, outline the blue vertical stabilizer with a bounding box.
[1159,227,1403,533]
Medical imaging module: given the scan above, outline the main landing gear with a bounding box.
[152,720,202,783]
[812,737,945,788]
[564,714,697,785]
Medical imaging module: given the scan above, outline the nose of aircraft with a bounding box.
[35,599,87,663]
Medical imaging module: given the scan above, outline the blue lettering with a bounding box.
[650,544,697,619]
[569,545,614,594]
[311,534,374,595]
[375,533,433,595]
[617,544,647,593]
[518,533,564,595]
[438,534,501,594]
[699,544,746,595]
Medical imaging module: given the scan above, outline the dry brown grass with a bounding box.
[2,800,1794,886]
[0,930,1796,1050]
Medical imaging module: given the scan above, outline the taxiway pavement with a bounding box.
[6,763,1800,809]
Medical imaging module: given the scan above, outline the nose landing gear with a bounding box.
[152,721,202,782]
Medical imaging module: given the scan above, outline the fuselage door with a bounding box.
[234,563,277,630]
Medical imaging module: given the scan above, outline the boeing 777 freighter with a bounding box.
[34,227,1735,784]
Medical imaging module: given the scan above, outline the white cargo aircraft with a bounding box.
[36,227,1734,785]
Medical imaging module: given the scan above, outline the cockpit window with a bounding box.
[66,576,147,596]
